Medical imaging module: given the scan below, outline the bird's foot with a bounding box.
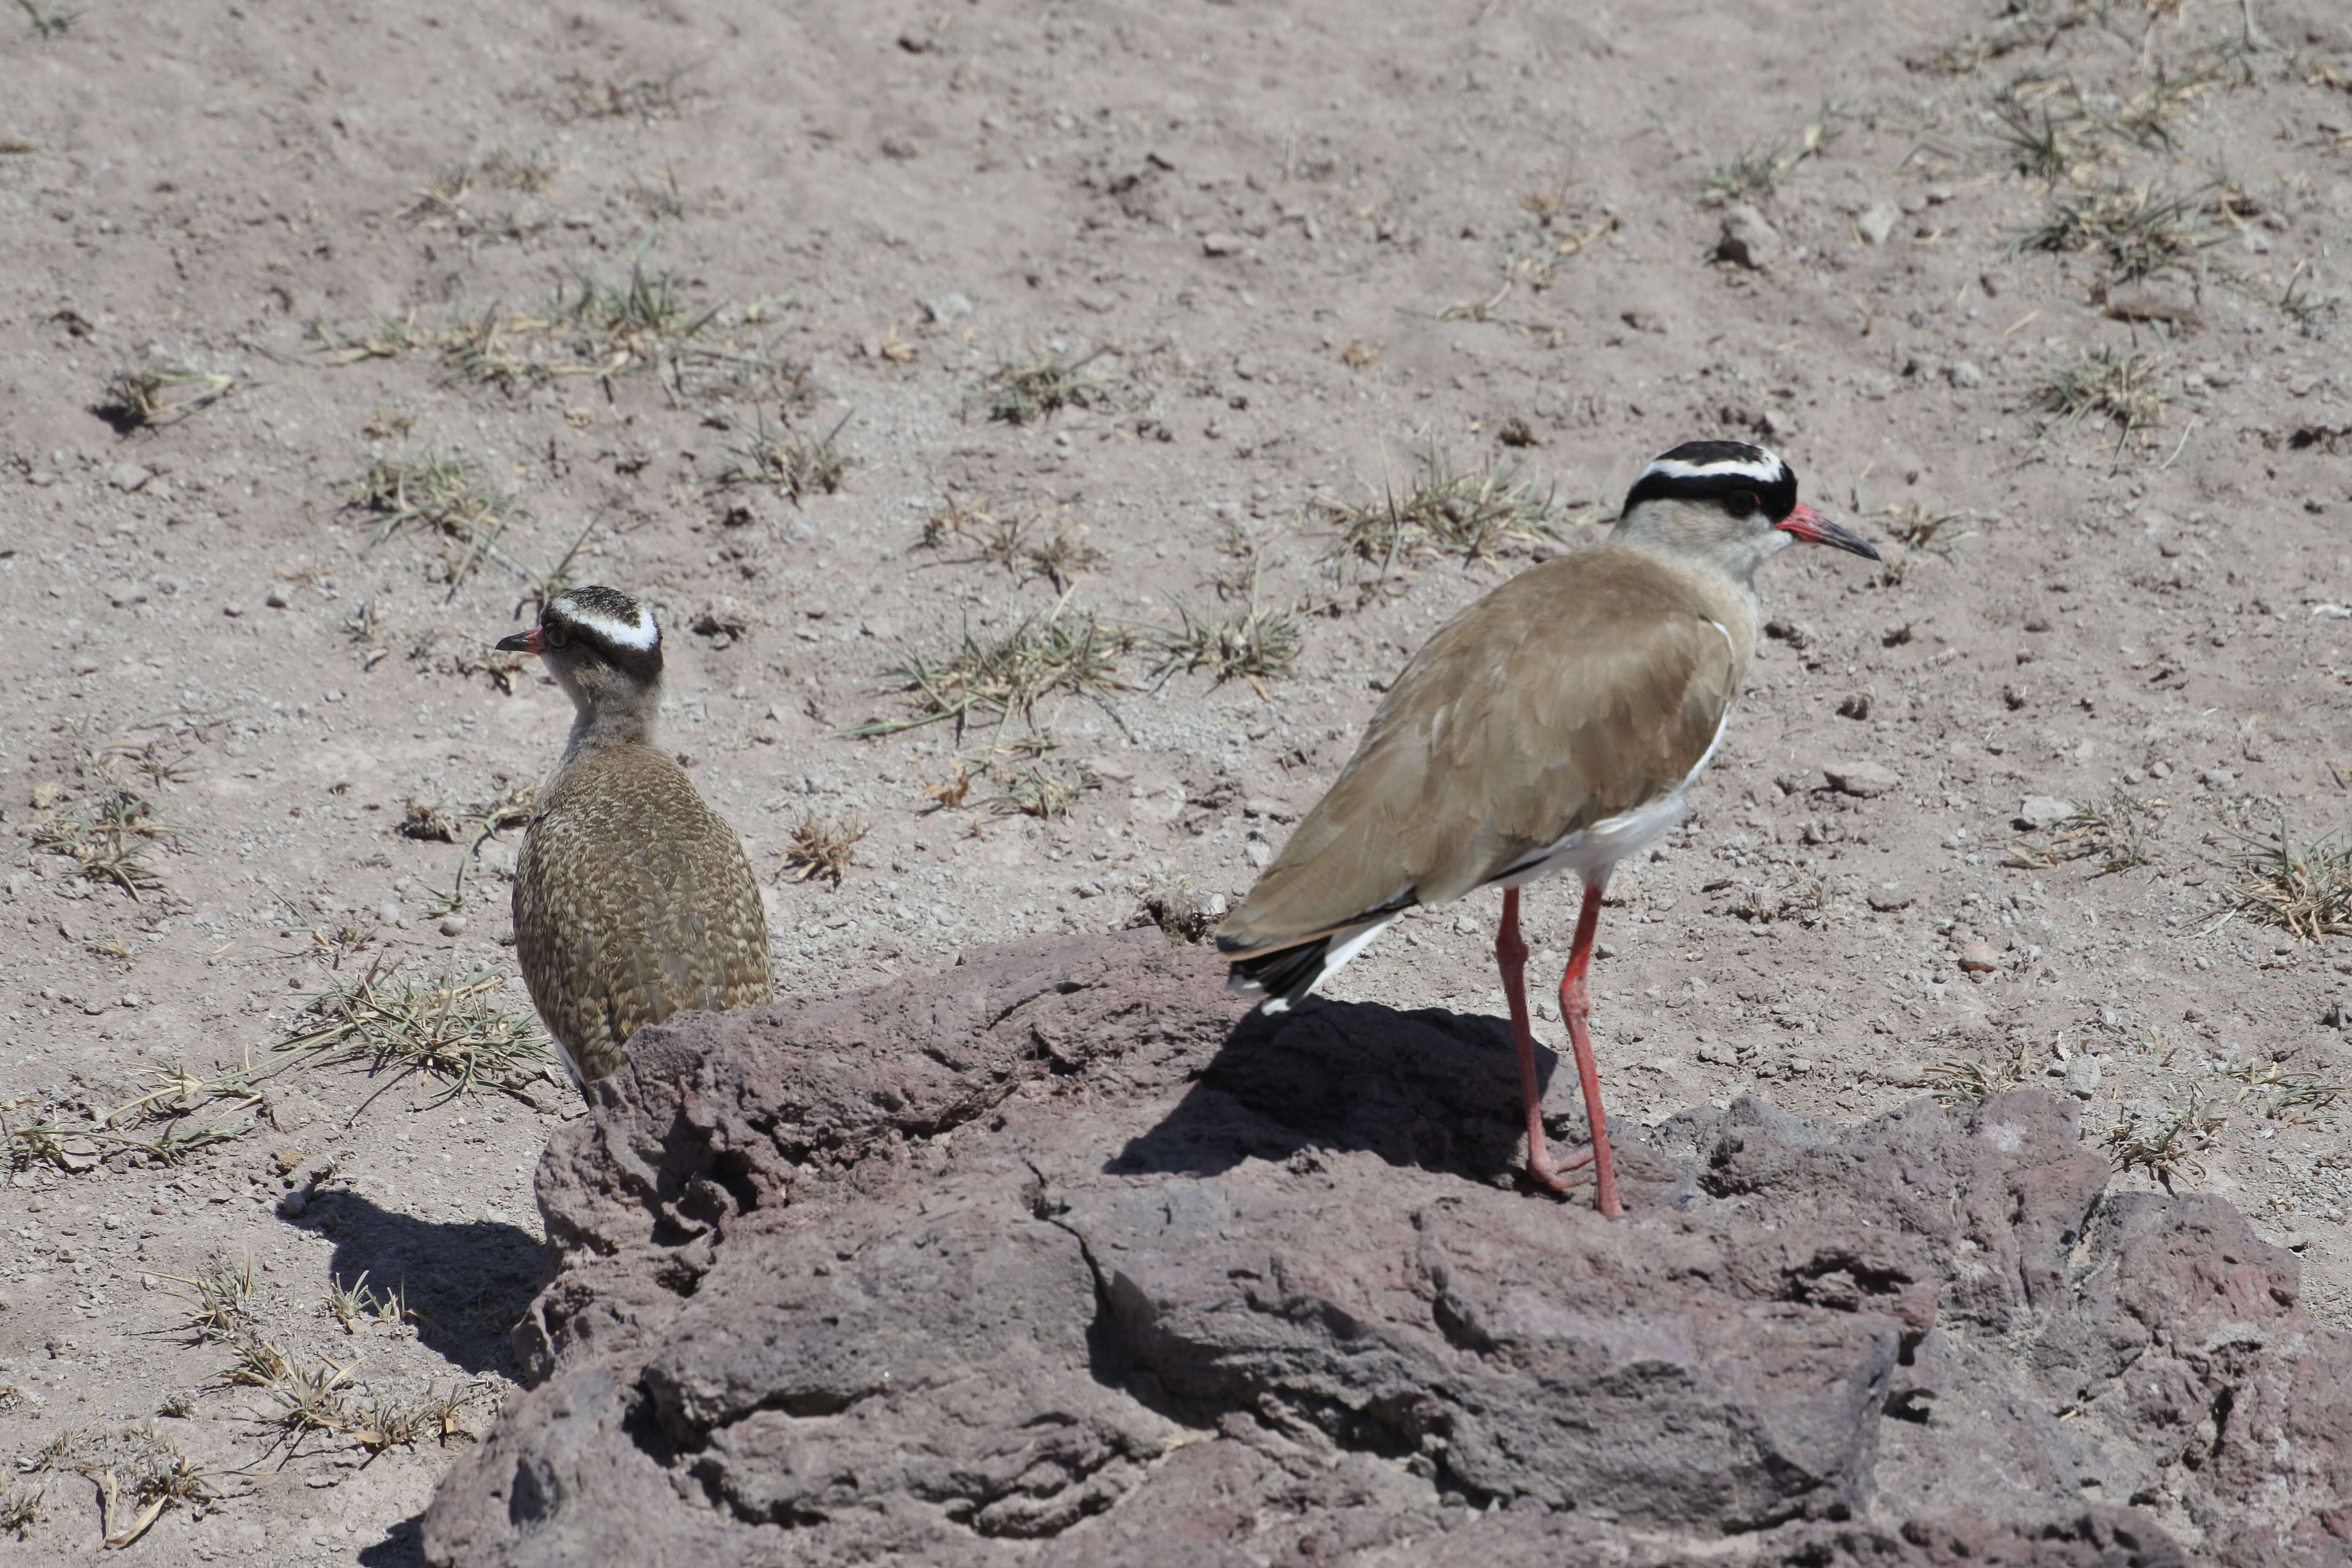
[1523,1141,1597,1194]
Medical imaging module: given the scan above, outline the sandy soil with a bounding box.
[2,0,2349,1560]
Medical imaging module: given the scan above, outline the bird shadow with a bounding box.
[1110,996,1560,1186]
[279,1189,542,1377]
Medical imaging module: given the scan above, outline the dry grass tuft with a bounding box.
[1148,599,1306,688]
[781,815,867,887]
[342,455,521,590]
[558,68,693,122]
[19,1425,219,1547]
[229,1341,494,1457]
[2216,822,2352,942]
[2033,348,2171,442]
[924,500,1106,591]
[2106,1094,2226,1190]
[983,349,1116,425]
[93,364,233,431]
[2004,790,2163,874]
[2221,1056,2350,1124]
[274,958,548,1107]
[987,763,1088,820]
[1700,99,1844,206]
[0,1481,41,1539]
[1881,502,1978,555]
[317,265,804,406]
[1927,1040,2040,1106]
[1320,447,1561,574]
[406,147,558,224]
[154,1253,258,1344]
[30,788,176,899]
[852,606,1134,740]
[3,1060,259,1173]
[324,1271,410,1335]
[721,411,852,503]
[2016,179,2238,279]
[397,781,536,847]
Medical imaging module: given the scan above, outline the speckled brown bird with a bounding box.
[495,585,770,1094]
[1218,442,1880,1214]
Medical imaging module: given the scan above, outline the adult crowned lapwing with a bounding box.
[495,586,771,1096]
[1218,442,1878,1215]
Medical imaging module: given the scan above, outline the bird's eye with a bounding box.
[544,626,571,649]
[1728,490,1760,516]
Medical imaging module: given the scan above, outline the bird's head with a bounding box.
[496,585,664,731]
[1612,440,1879,583]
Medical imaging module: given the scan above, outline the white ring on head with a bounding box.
[569,605,659,650]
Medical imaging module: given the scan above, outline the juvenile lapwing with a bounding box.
[1219,442,1878,1214]
[495,586,771,1095]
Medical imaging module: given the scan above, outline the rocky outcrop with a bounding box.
[423,931,2352,1567]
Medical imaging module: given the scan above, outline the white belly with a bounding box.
[1491,698,1730,894]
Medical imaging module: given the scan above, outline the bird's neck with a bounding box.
[561,686,660,765]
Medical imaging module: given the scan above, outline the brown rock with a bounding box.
[1959,940,2000,972]
[422,935,2344,1568]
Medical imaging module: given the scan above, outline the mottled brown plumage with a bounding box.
[496,587,770,1094]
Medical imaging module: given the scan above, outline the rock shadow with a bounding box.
[355,1514,423,1568]
[1110,997,1554,1186]
[281,1189,542,1376]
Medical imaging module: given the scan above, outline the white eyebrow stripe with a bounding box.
[1640,455,1786,484]
[572,607,659,649]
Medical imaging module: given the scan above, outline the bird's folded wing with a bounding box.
[1220,573,1739,953]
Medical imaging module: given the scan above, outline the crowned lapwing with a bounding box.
[496,586,771,1096]
[1218,442,1878,1214]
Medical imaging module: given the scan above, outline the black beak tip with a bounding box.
[1846,536,1885,564]
[493,632,534,653]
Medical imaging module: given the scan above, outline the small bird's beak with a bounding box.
[494,627,544,654]
[1775,503,1881,561]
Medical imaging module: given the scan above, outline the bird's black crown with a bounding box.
[542,585,663,678]
[1622,440,1799,523]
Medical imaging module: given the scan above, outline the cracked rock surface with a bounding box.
[422,933,2352,1567]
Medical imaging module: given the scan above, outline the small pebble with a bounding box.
[439,915,469,937]
[1824,760,1900,798]
[1958,941,2000,973]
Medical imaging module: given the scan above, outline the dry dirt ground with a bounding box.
[1,0,2349,1561]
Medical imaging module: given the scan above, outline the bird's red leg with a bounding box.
[1557,882,1621,1217]
[1496,888,1574,1195]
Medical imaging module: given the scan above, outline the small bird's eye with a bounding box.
[1728,490,1760,515]
[544,626,571,649]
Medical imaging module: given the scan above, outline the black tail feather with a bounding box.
[1222,935,1333,1010]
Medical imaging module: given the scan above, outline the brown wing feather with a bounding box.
[1219,547,1745,956]
[513,745,770,1083]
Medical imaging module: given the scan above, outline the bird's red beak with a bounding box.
[1775,503,1881,561]
[494,626,544,654]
